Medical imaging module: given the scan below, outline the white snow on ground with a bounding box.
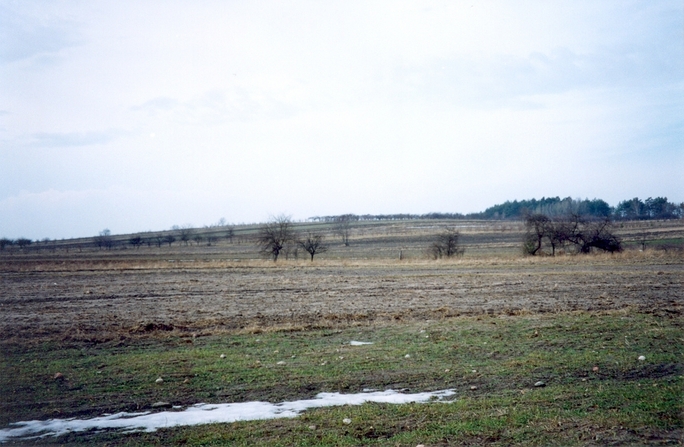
[349,341,373,346]
[0,389,455,442]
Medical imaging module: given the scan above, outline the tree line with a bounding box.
[0,226,236,254]
[310,196,683,223]
[476,196,682,221]
[309,212,465,222]
[2,196,680,254]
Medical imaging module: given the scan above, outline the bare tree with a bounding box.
[258,215,294,261]
[178,225,194,246]
[129,236,144,249]
[163,234,176,247]
[225,226,235,243]
[577,218,622,253]
[193,234,204,246]
[545,215,580,256]
[429,227,464,259]
[333,214,355,246]
[523,214,621,255]
[0,237,14,251]
[95,229,114,250]
[524,213,581,256]
[523,214,550,255]
[298,232,328,261]
[16,238,32,251]
[153,235,165,248]
[0,238,14,251]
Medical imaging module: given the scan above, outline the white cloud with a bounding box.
[0,3,82,64]
[28,129,125,147]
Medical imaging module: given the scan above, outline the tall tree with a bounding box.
[258,215,294,261]
[298,232,328,261]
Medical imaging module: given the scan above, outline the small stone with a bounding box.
[638,355,646,361]
[183,378,190,384]
[417,445,426,447]
[471,369,477,373]
[470,385,478,390]
[308,425,316,430]
[155,377,164,384]
[339,356,344,360]
[592,366,599,372]
[53,372,64,380]
[277,361,286,365]
[343,418,352,425]
[444,369,450,373]
[404,354,411,358]
[534,381,546,387]
[151,401,171,408]
[220,354,226,359]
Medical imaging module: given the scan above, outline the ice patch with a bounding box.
[349,341,373,346]
[0,389,455,442]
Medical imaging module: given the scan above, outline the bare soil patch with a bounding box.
[1,253,681,344]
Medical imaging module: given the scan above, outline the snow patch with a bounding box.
[0,389,455,442]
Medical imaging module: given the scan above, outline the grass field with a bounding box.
[1,220,682,445]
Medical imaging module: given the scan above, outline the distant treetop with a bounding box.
[308,196,683,222]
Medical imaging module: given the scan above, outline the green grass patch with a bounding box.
[2,311,682,445]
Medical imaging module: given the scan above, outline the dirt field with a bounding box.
[2,252,682,344]
[1,223,682,445]
[2,219,683,343]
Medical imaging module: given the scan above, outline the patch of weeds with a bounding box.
[1,311,681,445]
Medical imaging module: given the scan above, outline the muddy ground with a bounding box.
[1,252,682,344]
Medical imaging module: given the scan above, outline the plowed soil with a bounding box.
[2,253,681,344]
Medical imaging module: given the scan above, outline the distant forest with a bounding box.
[309,197,684,222]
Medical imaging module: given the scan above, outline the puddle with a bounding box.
[0,389,455,442]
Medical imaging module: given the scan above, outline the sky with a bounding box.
[1,1,682,240]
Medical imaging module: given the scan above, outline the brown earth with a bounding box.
[1,251,682,344]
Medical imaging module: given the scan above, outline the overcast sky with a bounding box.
[1,1,682,239]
